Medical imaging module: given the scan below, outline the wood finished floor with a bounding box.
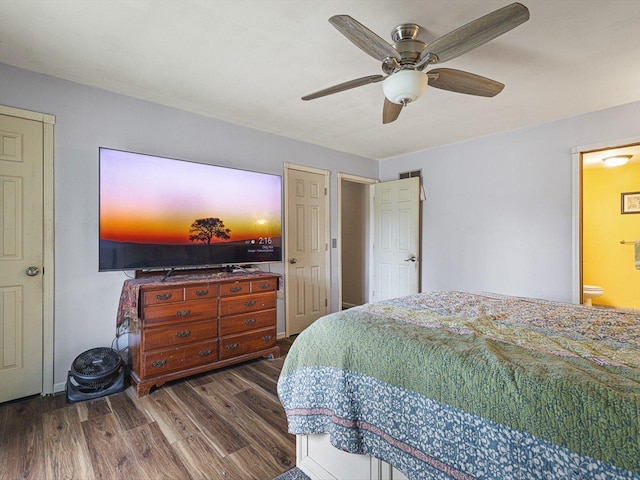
[0,338,296,480]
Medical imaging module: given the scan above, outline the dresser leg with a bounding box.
[130,372,151,397]
[263,346,281,360]
[136,383,152,397]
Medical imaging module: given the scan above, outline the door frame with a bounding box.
[337,173,377,310]
[571,134,640,306]
[0,104,55,395]
[283,163,331,336]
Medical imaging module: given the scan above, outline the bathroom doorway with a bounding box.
[579,143,640,309]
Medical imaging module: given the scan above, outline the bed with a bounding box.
[277,291,640,479]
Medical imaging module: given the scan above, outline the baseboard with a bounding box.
[53,381,66,394]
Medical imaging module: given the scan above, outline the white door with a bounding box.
[0,113,44,402]
[370,177,420,302]
[285,166,330,336]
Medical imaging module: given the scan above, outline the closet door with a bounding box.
[285,166,329,336]
[0,113,44,402]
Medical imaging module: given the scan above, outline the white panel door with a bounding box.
[0,114,44,402]
[286,167,329,335]
[371,177,420,302]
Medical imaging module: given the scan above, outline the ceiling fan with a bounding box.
[302,2,530,124]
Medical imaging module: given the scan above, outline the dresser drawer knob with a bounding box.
[230,286,243,292]
[156,293,172,301]
[258,283,270,289]
[225,343,239,350]
[244,300,256,307]
[244,318,256,325]
[176,330,191,338]
[151,359,167,368]
[176,309,191,317]
[199,349,213,357]
[261,335,273,342]
[195,289,209,296]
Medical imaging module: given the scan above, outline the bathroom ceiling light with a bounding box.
[602,155,631,167]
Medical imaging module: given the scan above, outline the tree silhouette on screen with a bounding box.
[189,218,231,244]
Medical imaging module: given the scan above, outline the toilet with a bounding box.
[583,284,604,306]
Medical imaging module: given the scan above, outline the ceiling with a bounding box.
[2,1,640,160]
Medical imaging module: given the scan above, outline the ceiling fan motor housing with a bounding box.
[383,69,428,105]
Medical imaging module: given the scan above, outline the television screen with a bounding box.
[99,148,282,271]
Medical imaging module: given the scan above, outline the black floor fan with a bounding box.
[66,347,126,403]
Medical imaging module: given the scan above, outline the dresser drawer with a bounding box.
[142,347,184,377]
[220,327,276,360]
[219,292,276,316]
[181,340,219,370]
[251,278,277,293]
[143,320,217,350]
[219,309,275,337]
[142,287,184,306]
[142,340,219,377]
[220,281,251,296]
[142,299,216,326]
[185,284,218,301]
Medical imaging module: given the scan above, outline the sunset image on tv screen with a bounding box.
[98,148,282,270]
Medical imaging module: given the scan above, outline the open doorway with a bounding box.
[578,142,640,309]
[338,173,377,310]
[338,174,422,309]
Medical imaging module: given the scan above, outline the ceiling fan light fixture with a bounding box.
[602,155,631,167]
[383,70,428,105]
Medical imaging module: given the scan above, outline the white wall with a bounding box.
[5,56,640,390]
[380,101,640,303]
[0,62,378,389]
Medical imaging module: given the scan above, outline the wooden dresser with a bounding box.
[125,273,280,396]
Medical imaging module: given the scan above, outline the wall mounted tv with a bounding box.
[99,147,282,271]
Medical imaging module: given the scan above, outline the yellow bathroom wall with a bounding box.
[583,162,640,308]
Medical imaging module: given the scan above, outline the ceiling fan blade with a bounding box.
[383,98,403,124]
[329,15,400,62]
[421,2,529,64]
[427,68,504,97]
[302,75,385,101]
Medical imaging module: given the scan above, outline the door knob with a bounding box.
[26,266,40,276]
[289,258,298,264]
[404,255,417,262]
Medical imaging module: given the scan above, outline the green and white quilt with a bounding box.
[278,291,640,479]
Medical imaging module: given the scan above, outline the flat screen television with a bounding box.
[99,147,282,271]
